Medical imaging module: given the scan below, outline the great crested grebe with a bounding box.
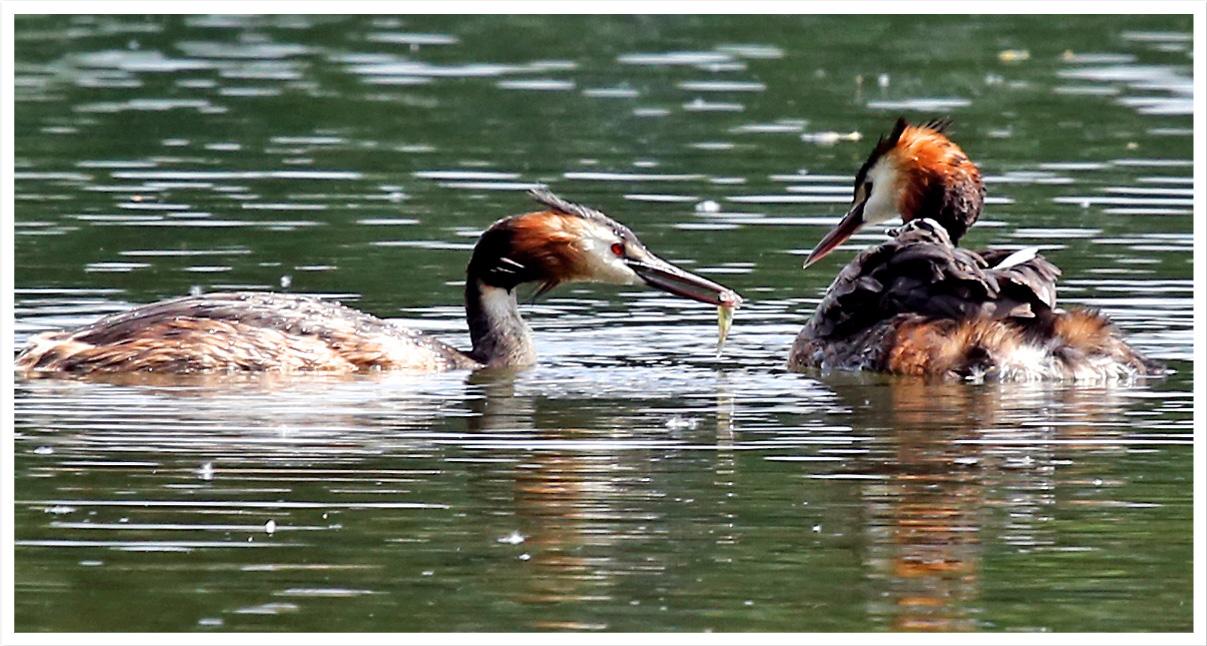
[16,189,742,375]
[789,118,1163,381]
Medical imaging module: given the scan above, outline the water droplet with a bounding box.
[497,530,525,545]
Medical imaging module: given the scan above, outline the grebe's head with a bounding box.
[468,188,741,307]
[802,118,984,269]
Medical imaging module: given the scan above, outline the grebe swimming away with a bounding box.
[788,118,1163,381]
[16,189,742,375]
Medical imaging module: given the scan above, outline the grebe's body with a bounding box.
[16,292,481,373]
[789,119,1162,381]
[17,190,741,376]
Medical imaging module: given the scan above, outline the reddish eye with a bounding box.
[611,242,625,256]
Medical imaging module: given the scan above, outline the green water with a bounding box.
[10,14,1195,633]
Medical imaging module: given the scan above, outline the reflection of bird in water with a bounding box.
[462,377,741,631]
[842,377,1135,631]
[790,118,1163,381]
[16,189,740,375]
[858,380,994,632]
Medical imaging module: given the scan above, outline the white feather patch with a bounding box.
[993,246,1039,270]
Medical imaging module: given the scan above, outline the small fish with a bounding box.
[716,290,739,358]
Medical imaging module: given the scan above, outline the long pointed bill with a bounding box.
[626,255,742,308]
[802,201,866,269]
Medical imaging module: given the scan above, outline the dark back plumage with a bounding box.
[803,218,1060,341]
[790,218,1162,380]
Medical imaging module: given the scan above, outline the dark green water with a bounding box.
[9,14,1194,633]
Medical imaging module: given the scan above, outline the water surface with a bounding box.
[10,14,1195,633]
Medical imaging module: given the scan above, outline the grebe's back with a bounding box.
[16,292,478,374]
[790,218,1160,380]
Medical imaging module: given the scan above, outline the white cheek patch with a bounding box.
[862,161,902,225]
[579,235,641,285]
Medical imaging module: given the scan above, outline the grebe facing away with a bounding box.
[17,189,742,375]
[789,118,1163,382]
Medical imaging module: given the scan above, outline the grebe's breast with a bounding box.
[16,292,479,375]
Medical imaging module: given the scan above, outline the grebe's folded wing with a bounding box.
[978,247,1060,312]
[806,220,1060,339]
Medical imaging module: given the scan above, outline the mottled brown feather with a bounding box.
[16,292,478,375]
